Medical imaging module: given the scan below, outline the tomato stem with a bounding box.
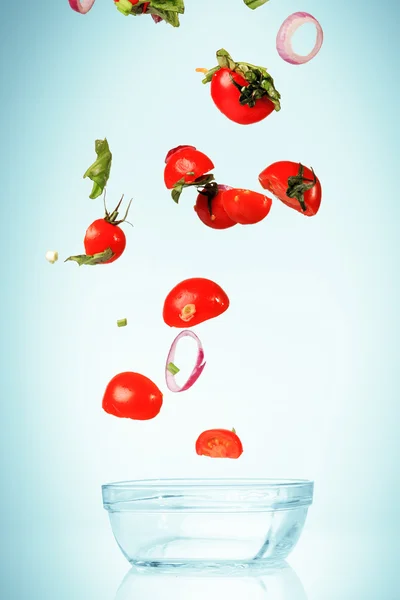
[104,194,133,226]
[286,163,317,212]
[198,182,219,217]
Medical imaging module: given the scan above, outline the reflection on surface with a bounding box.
[115,562,308,600]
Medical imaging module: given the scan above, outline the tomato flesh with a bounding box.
[84,219,126,263]
[163,277,229,328]
[211,69,275,126]
[102,372,163,421]
[164,147,214,189]
[221,188,272,225]
[194,185,237,230]
[259,161,322,216]
[196,429,243,459]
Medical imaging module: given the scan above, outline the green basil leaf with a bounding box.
[243,0,269,9]
[83,139,112,200]
[65,248,114,266]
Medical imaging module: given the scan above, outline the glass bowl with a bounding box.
[102,478,313,570]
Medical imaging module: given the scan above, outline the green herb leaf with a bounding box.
[65,247,114,266]
[171,174,216,203]
[128,0,185,27]
[243,0,269,9]
[83,139,112,200]
[167,362,180,375]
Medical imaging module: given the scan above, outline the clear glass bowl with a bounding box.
[102,478,314,570]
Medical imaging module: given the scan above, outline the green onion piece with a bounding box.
[167,362,180,375]
[117,318,128,328]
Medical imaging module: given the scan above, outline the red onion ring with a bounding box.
[68,0,96,14]
[276,12,323,65]
[165,330,206,393]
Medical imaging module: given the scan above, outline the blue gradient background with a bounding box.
[1,0,399,598]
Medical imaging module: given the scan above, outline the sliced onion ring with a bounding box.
[276,12,323,65]
[68,0,96,14]
[165,330,206,393]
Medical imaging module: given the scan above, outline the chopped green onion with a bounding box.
[167,362,180,375]
[117,318,128,328]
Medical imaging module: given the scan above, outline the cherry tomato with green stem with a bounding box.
[259,161,322,216]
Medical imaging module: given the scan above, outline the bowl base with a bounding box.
[129,559,287,575]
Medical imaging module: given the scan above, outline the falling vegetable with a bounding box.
[220,188,272,225]
[276,13,324,65]
[258,161,322,216]
[200,49,281,125]
[164,145,215,203]
[45,250,59,264]
[65,195,132,266]
[102,372,163,420]
[194,184,237,230]
[165,330,206,392]
[68,0,96,14]
[84,139,113,200]
[114,0,185,27]
[163,277,230,328]
[243,0,269,8]
[196,429,244,459]
[117,318,128,327]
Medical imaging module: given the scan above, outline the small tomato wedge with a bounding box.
[102,372,163,421]
[201,49,281,126]
[221,188,272,225]
[259,161,322,216]
[163,277,229,328]
[196,429,243,459]
[164,145,215,202]
[194,183,237,230]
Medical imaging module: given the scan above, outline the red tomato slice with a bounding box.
[196,429,243,459]
[221,188,272,225]
[163,277,230,328]
[194,184,237,230]
[259,161,322,216]
[84,219,126,263]
[164,146,214,189]
[102,372,163,421]
[211,69,275,126]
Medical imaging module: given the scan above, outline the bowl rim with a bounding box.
[102,478,314,512]
[102,478,313,490]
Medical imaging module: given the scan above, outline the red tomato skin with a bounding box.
[164,147,214,189]
[221,188,272,225]
[102,372,163,421]
[210,69,275,125]
[165,145,196,164]
[196,429,243,459]
[163,277,230,328]
[84,219,126,264]
[259,161,322,217]
[194,185,237,230]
